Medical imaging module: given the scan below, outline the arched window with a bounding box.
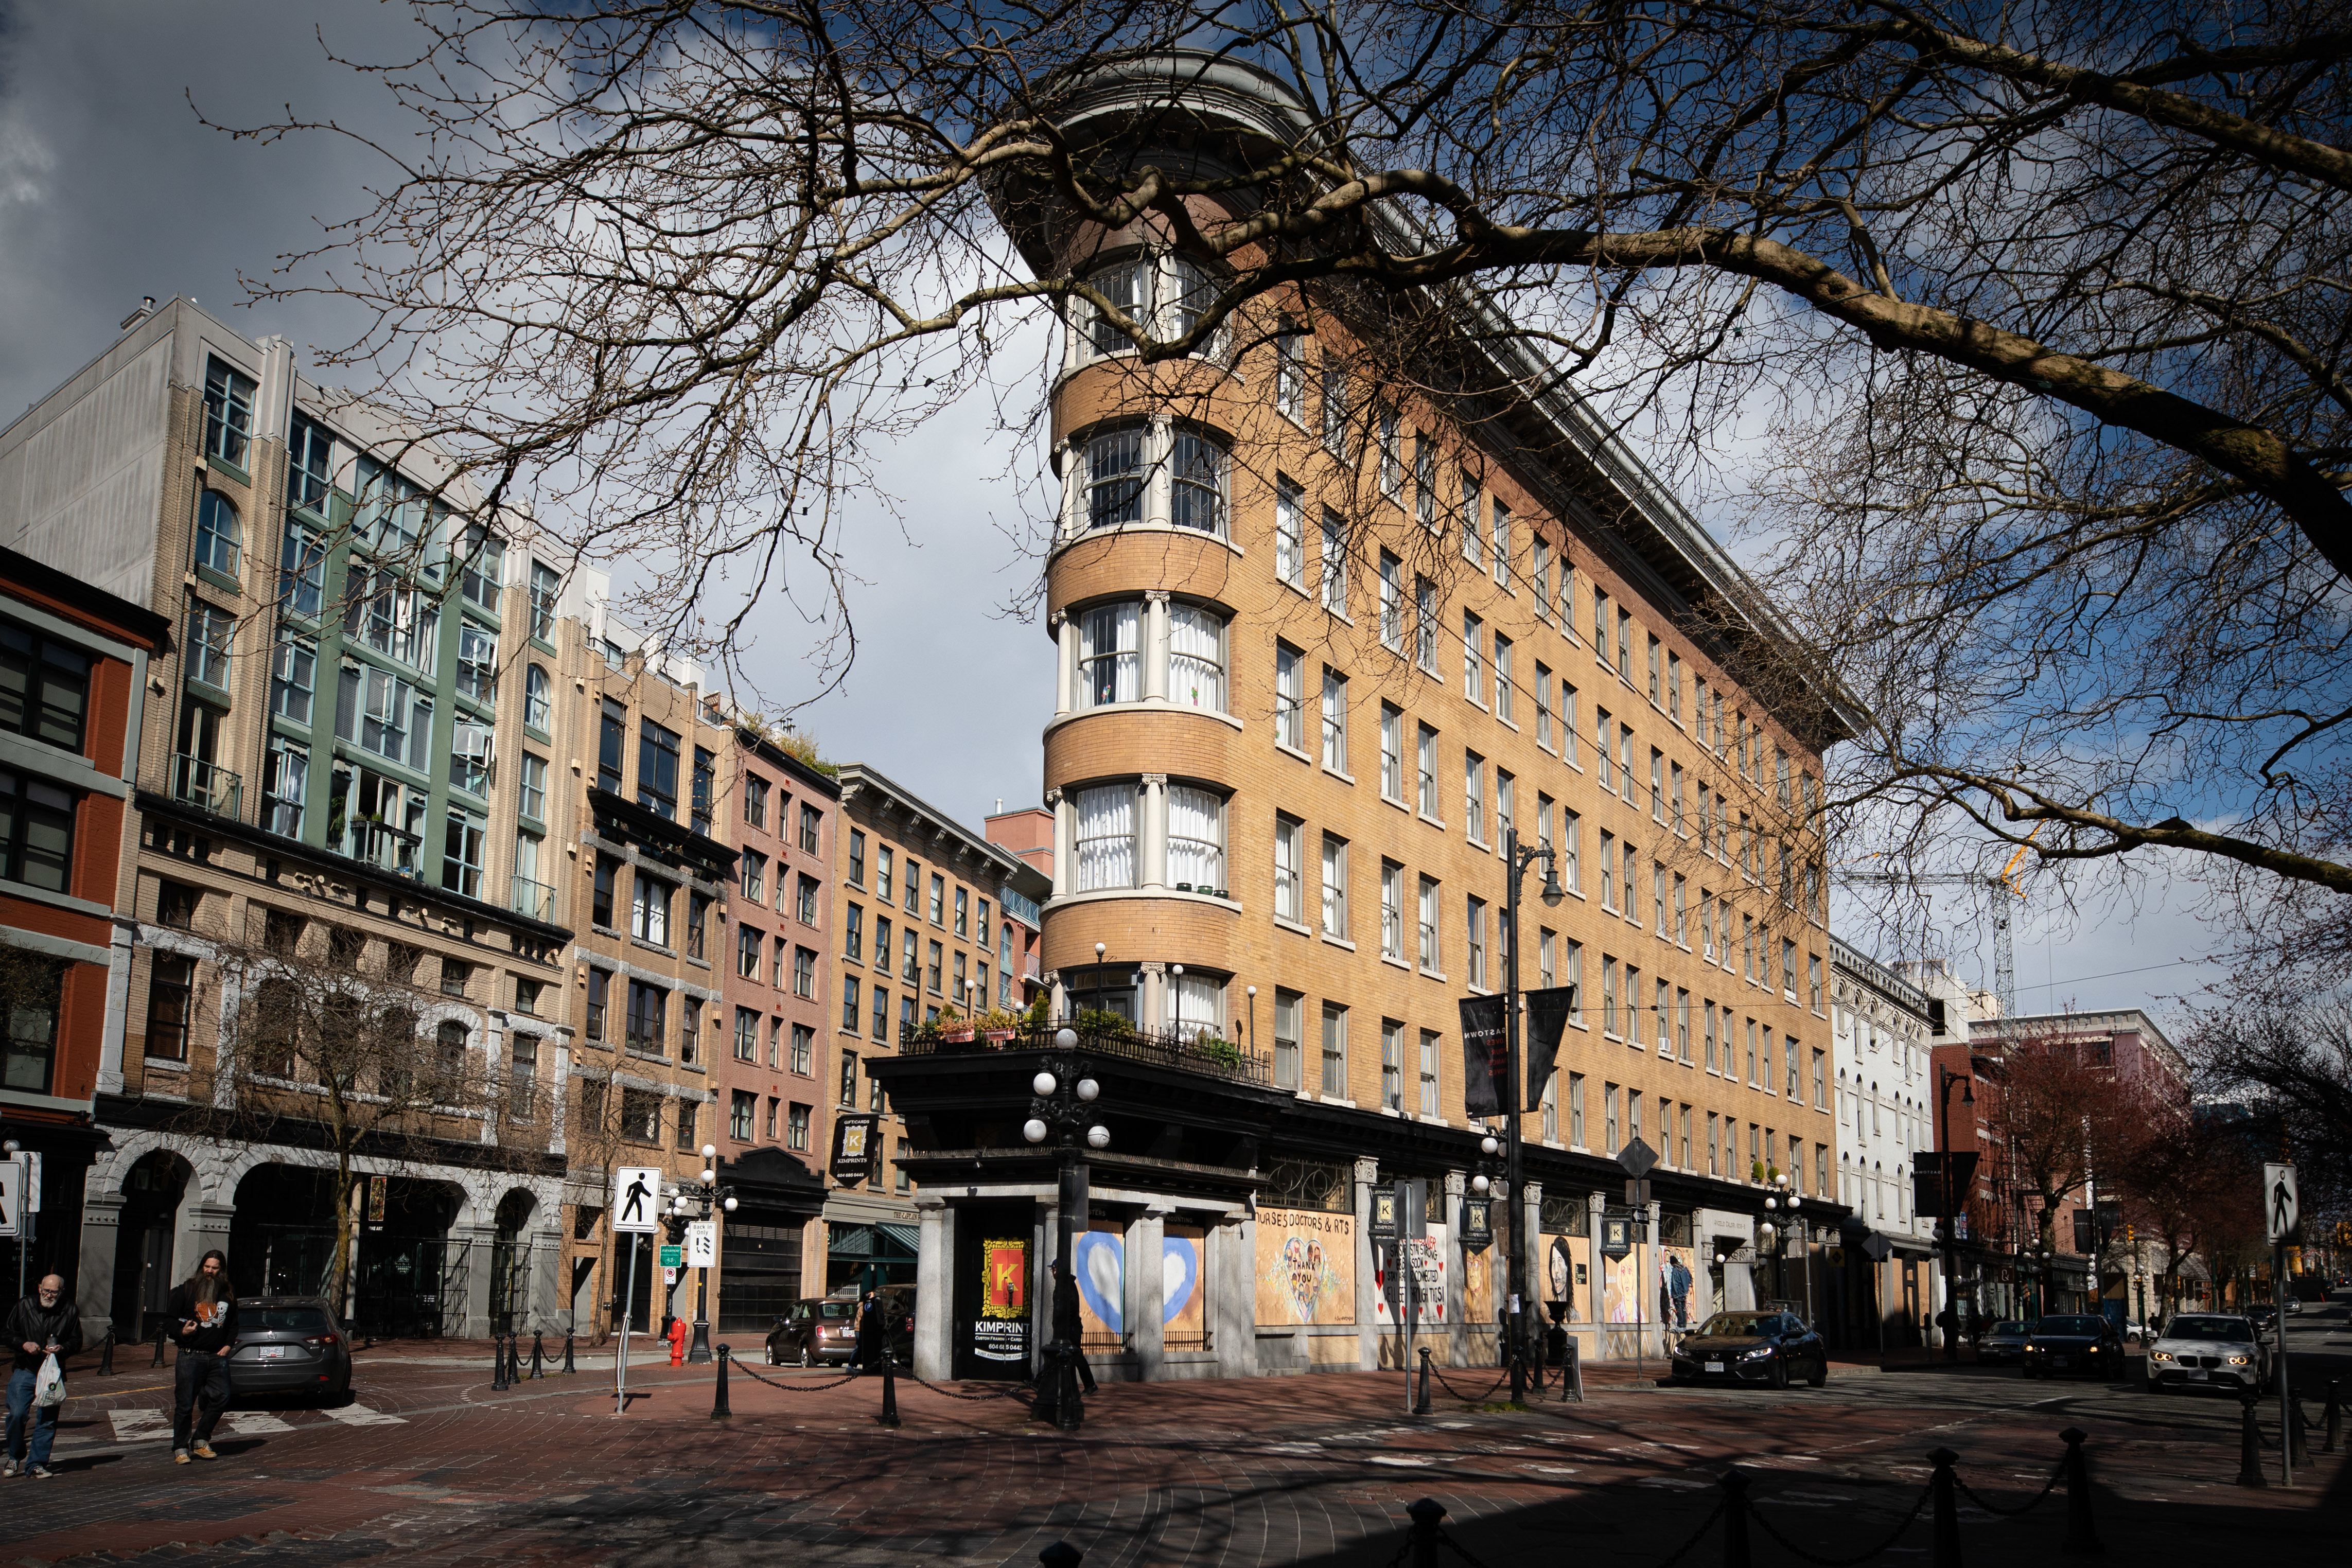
[195,490,241,576]
[524,664,551,731]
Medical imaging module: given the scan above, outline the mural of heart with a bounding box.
[1161,1237,1199,1325]
[1075,1231,1122,1334]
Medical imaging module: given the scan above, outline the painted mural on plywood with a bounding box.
[1255,1206,1354,1326]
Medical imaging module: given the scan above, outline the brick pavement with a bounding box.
[2,1345,2343,1567]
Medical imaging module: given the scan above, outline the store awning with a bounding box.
[827,1222,922,1261]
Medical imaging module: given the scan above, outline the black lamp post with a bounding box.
[662,1143,739,1364]
[1499,824,1566,1403]
[1935,1066,1975,1363]
[1763,1171,1809,1321]
[1023,1031,1108,1431]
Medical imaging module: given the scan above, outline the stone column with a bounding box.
[1138,962,1165,1033]
[452,1223,500,1339]
[1133,1204,1168,1381]
[1353,1155,1380,1371]
[1143,591,1171,702]
[1140,775,1169,890]
[529,1218,566,1335]
[1587,1189,1607,1360]
[1520,1178,1543,1350]
[914,1195,951,1381]
[1147,417,1173,525]
[1054,613,1076,717]
[1048,789,1071,900]
[180,1202,235,1292]
[75,1192,124,1336]
[1445,1169,1469,1366]
[1214,1217,1258,1378]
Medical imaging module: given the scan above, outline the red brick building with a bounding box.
[0,546,168,1306]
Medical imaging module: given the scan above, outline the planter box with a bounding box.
[943,1029,976,1043]
[982,1029,1017,1045]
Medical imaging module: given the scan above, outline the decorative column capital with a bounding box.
[1140,772,1168,788]
[1144,589,1171,606]
[1045,787,1063,806]
[1139,961,1167,977]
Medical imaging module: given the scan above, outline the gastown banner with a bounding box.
[1522,985,1577,1101]
[1459,995,1510,1117]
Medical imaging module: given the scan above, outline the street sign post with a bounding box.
[2265,1162,2298,1485]
[1616,1139,1657,1372]
[659,1244,683,1270]
[0,1156,22,1239]
[610,1166,663,1417]
[684,1219,717,1269]
[2265,1163,2298,1245]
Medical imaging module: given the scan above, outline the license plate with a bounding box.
[1705,1361,1725,1373]
[258,1346,286,1360]
[2052,1356,2068,1367]
[2189,1368,2208,1380]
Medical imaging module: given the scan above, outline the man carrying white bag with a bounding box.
[5,1274,80,1478]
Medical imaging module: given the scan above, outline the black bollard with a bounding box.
[492,1333,510,1391]
[2236,1391,2268,1488]
[2058,1427,2102,1556]
[151,1323,166,1368]
[1718,1468,1752,1568]
[2324,1380,2341,1455]
[98,1329,115,1377]
[530,1329,546,1379]
[563,1330,577,1375]
[2287,1386,2311,1466]
[879,1344,902,1429]
[1415,1345,1433,1416]
[1406,1497,1446,1568]
[1038,1543,1083,1568]
[711,1345,732,1420]
[1927,1448,1961,1568]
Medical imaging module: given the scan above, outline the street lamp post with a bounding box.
[1764,1172,1809,1322]
[1499,825,1566,1403]
[1935,1067,1975,1363]
[662,1143,740,1364]
[1023,1030,1109,1432]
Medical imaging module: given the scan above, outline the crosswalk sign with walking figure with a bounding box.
[2264,1163,2298,1244]
[613,1166,663,1233]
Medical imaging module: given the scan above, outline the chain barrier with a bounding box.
[1426,1364,1513,1404]
[1433,1525,1502,1568]
[1748,1481,1933,1567]
[1952,1459,2064,1519]
[907,1368,1039,1406]
[726,1355,860,1394]
[1649,1499,1726,1568]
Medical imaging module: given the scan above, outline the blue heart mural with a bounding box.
[1074,1231,1122,1334]
[1160,1236,1199,1325]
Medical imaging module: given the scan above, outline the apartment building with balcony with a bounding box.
[873,55,1858,1384]
[0,548,169,1301]
[1,297,589,1338]
[1829,938,1940,1347]
[828,765,1051,1296]
[711,722,838,1329]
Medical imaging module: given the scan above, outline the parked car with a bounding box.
[764,1290,915,1368]
[1668,1310,1829,1389]
[2245,1303,2279,1336]
[1978,1320,2030,1365]
[2021,1314,2126,1380]
[2145,1313,2266,1395]
[226,1296,351,1405]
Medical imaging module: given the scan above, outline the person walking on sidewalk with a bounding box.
[5,1274,80,1478]
[166,1250,237,1465]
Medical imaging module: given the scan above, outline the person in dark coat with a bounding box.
[850,1290,885,1374]
[1049,1259,1097,1394]
[6,1274,81,1478]
[165,1249,236,1465]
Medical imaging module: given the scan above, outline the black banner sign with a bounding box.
[830,1113,880,1186]
[1461,1197,1493,1254]
[1523,985,1577,1099]
[1459,994,1510,1117]
[1910,1150,1979,1217]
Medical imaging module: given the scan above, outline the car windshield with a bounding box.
[1696,1313,1784,1337]
[1991,1321,2026,1336]
[2165,1317,2253,1341]
[2032,1316,2107,1336]
[238,1308,334,1334]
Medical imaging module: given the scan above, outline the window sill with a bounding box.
[142,1054,190,1072]
[202,456,252,488]
[1323,604,1354,627]
[1273,915,1314,938]
[1320,932,1356,953]
[1321,764,1355,786]
[1418,967,1448,983]
[1274,741,1314,766]
[1379,953,1412,974]
[1318,1094,1358,1109]
[1494,714,1519,734]
[1416,812,1447,832]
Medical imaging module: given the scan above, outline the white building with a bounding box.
[1830,939,1940,1346]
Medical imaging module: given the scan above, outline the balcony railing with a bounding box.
[900,1019,1270,1087]
[511,873,556,922]
[346,819,425,879]
[169,754,241,818]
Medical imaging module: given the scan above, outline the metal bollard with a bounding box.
[151,1324,166,1368]
[507,1333,522,1385]
[1406,1497,1447,1568]
[1038,1543,1083,1568]
[530,1329,546,1379]
[2287,1386,2310,1466]
[563,1330,577,1375]
[2324,1380,2341,1454]
[1718,1468,1752,1568]
[711,1345,732,1420]
[1927,1448,1962,1568]
[2058,1427,2102,1556]
[879,1345,902,1429]
[98,1329,115,1377]
[2236,1391,2268,1488]
[1416,1346,1433,1416]
[494,1334,512,1391]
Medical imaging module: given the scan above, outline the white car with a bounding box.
[2145,1313,2267,1395]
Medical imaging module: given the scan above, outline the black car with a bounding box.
[1978,1319,2030,1365]
[2020,1314,2125,1380]
[1669,1310,1829,1389]
[226,1296,352,1404]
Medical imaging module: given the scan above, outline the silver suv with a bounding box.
[2145,1314,2267,1395]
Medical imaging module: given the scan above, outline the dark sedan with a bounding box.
[226,1296,351,1404]
[1669,1311,1829,1389]
[1977,1320,2030,1365]
[2021,1314,2125,1380]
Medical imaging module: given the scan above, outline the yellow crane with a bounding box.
[1838,826,2040,1017]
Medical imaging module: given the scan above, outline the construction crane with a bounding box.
[1837,829,2039,1018]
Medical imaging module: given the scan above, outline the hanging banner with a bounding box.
[1458,994,1510,1118]
[1523,985,1577,1098]
[1461,1197,1494,1254]
[830,1113,880,1186]
[973,1235,1031,1366]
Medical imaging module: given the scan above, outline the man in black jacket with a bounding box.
[5,1274,80,1478]
[165,1250,236,1465]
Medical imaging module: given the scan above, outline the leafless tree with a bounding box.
[231,2,2352,924]
[2186,995,2352,1220]
[166,921,541,1312]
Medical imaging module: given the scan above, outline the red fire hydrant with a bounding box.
[666,1315,687,1367]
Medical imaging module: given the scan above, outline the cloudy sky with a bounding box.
[0,2,2240,1029]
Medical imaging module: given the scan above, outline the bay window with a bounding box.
[1073,784,1135,891]
[1077,602,1140,708]
[1167,785,1224,890]
[1169,604,1225,711]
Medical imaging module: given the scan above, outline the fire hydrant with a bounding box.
[666,1314,688,1367]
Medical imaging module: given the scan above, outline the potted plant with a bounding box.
[977,1007,1021,1045]
[1075,1007,1133,1040]
[1188,1034,1243,1067]
[938,1008,975,1044]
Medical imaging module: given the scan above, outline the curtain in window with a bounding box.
[1170,605,1224,711]
[1167,786,1222,889]
[1077,602,1139,707]
[1166,972,1222,1038]
[1073,785,1135,891]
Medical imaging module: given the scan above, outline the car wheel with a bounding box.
[800,1345,815,1369]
